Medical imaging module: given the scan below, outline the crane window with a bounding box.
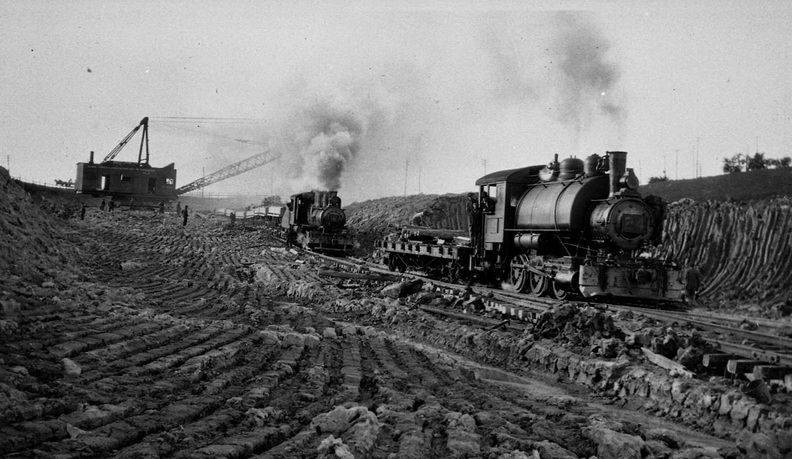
[120,174,131,183]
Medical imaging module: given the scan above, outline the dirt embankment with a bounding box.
[0,167,78,285]
[662,198,792,314]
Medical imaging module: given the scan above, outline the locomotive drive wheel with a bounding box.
[507,255,530,292]
[551,280,569,300]
[528,271,550,296]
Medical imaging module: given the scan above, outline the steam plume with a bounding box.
[551,13,624,134]
[296,103,364,190]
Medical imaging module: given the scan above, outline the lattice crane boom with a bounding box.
[175,149,280,195]
[103,117,150,163]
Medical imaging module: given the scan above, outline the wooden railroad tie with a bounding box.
[702,353,732,372]
[726,359,763,376]
[751,365,792,381]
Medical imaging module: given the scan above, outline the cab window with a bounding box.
[482,184,497,213]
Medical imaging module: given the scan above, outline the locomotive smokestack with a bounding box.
[608,151,627,196]
[89,151,94,164]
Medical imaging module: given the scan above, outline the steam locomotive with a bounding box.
[379,151,685,302]
[282,190,353,254]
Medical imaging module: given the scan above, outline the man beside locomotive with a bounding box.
[466,193,482,254]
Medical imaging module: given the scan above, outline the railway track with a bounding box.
[310,251,792,386]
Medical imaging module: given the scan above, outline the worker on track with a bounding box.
[99,199,106,211]
[79,204,86,220]
[181,205,189,227]
[684,266,702,305]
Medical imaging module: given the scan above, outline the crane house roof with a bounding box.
[475,165,543,186]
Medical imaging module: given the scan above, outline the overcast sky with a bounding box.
[2,1,791,202]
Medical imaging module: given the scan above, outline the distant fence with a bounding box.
[12,176,75,190]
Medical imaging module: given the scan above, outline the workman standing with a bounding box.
[108,200,115,212]
[79,204,86,220]
[466,193,482,253]
[158,201,165,214]
[181,205,189,227]
[685,266,702,305]
[99,199,106,211]
[230,211,236,225]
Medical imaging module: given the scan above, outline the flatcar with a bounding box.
[378,151,685,302]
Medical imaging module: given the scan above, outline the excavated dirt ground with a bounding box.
[2,209,761,458]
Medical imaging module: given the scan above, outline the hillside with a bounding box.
[1,168,78,285]
[640,168,792,202]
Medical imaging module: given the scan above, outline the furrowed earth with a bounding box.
[2,168,792,458]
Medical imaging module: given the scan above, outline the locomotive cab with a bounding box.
[473,165,543,260]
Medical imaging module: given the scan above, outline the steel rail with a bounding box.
[305,250,792,368]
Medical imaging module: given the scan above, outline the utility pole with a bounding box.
[662,152,667,178]
[201,166,205,199]
[674,149,679,180]
[418,164,422,194]
[403,159,409,196]
[695,137,701,178]
[6,155,9,174]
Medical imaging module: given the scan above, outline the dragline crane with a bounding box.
[76,116,280,202]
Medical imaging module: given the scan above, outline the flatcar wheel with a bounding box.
[551,280,569,300]
[528,272,550,296]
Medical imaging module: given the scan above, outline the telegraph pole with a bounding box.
[403,159,409,196]
[674,149,679,180]
[418,164,422,194]
[201,166,205,199]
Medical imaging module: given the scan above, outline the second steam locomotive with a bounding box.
[379,151,685,302]
[282,190,353,255]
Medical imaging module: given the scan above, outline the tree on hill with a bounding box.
[722,153,790,173]
[648,175,669,184]
[722,154,746,173]
[746,153,766,171]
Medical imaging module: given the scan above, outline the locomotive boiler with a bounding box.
[284,190,353,254]
[380,151,684,302]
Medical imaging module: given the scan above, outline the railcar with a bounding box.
[379,151,685,302]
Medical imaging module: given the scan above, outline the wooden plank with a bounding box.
[641,347,694,378]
